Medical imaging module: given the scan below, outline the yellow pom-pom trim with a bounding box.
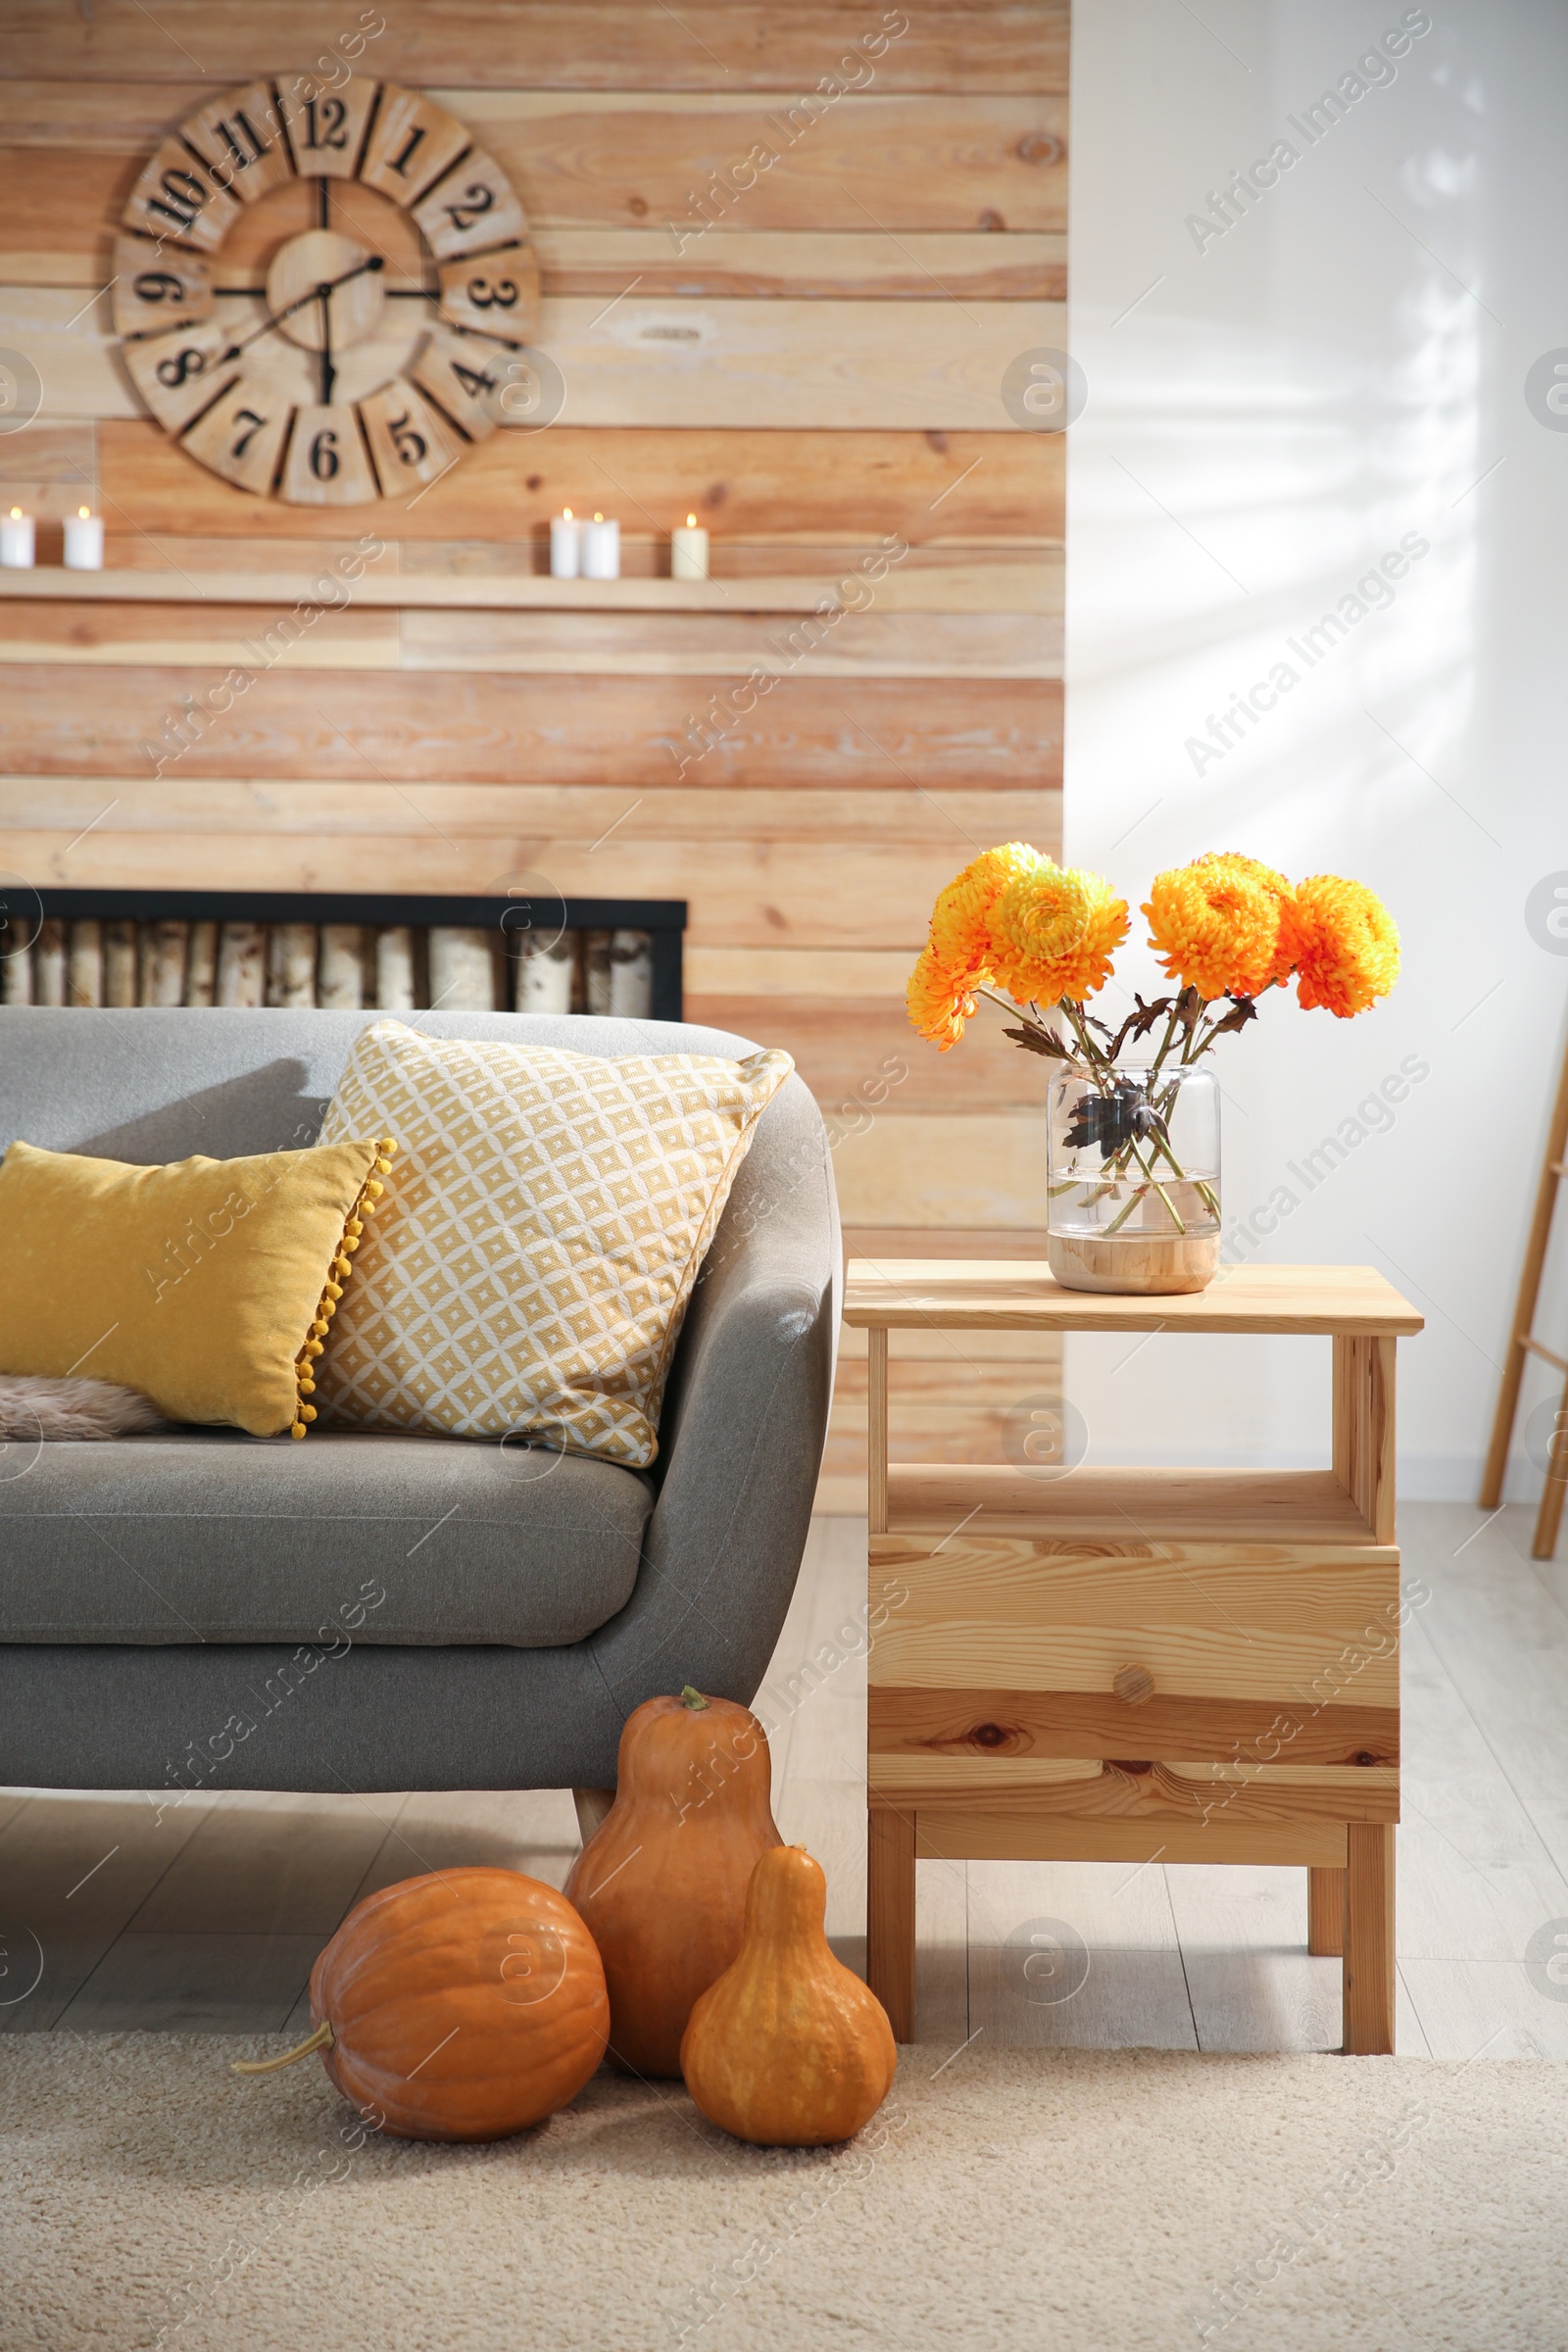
[291,1138,390,1442]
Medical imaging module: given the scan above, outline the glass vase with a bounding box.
[1045,1064,1221,1294]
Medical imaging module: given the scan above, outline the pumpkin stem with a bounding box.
[679,1685,711,1710]
[231,2018,334,2077]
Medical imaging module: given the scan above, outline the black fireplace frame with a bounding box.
[28,890,686,1021]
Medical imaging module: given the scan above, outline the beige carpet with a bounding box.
[2,2036,1563,2351]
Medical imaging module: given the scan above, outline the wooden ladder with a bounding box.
[1481,1027,1568,1556]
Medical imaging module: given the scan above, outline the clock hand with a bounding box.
[319,281,335,407]
[221,254,384,363]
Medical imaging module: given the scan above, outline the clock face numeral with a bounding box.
[180,378,292,495]
[410,328,502,441]
[358,86,470,206]
[120,136,240,253]
[276,74,378,180]
[180,82,296,205]
[413,147,527,263]
[279,402,380,506]
[111,237,215,338]
[359,375,465,494]
[122,316,240,431]
[436,246,541,345]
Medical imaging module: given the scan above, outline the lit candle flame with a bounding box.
[79,506,90,519]
[8,509,19,520]
[593,513,604,523]
[686,514,697,529]
[563,507,572,519]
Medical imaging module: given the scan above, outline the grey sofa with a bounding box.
[0,1009,839,1798]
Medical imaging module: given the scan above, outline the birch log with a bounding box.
[141,921,188,1006]
[318,925,367,1008]
[428,927,496,1010]
[610,929,654,1018]
[375,926,416,1010]
[185,920,219,1006]
[514,931,574,1013]
[34,920,67,1005]
[269,924,318,1008]
[68,920,103,1006]
[217,922,267,1006]
[103,920,137,1006]
[1,933,31,1003]
[583,930,613,1017]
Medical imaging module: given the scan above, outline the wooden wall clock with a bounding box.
[112,78,542,503]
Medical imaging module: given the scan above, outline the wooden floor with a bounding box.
[4,1502,1568,2058]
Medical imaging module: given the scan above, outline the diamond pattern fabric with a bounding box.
[315,1020,792,1465]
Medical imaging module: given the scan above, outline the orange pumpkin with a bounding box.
[233,1866,609,2141]
[564,1685,781,2077]
[681,1844,897,2146]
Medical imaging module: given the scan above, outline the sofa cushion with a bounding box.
[315,1019,793,1465]
[0,1429,654,1646]
[0,1135,387,1438]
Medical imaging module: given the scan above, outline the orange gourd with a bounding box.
[564,1685,781,2077]
[681,1844,897,2146]
[233,1866,609,2141]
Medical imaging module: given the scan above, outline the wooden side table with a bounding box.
[847,1261,1423,2056]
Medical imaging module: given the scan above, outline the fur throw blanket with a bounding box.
[0,1374,166,1440]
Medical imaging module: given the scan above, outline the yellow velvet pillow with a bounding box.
[0,1136,396,1438]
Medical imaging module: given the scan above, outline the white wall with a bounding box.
[1065,0,1568,1496]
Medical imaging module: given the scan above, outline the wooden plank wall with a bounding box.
[0,0,1066,1507]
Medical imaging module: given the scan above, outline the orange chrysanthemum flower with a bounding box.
[987,864,1129,1006]
[1282,875,1400,1017]
[906,943,980,1051]
[926,841,1053,977]
[1143,852,1295,1001]
[907,842,1054,1048]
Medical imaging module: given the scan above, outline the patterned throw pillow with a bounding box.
[315,1020,792,1465]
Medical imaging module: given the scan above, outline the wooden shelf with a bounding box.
[0,569,829,613]
[0,564,1051,616]
[845,1259,1425,1337]
[884,1464,1387,1547]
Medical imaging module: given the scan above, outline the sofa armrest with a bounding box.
[589,1070,841,1711]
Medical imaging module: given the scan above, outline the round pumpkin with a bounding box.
[564,1686,781,2078]
[234,1865,609,2141]
[681,1844,897,2146]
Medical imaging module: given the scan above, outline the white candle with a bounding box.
[1,508,34,568]
[549,509,581,579]
[580,513,620,581]
[63,507,104,570]
[671,513,710,581]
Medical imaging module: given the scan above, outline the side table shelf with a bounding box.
[846,1260,1424,2056]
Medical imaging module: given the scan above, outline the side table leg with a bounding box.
[867,1804,915,2042]
[1307,1866,1345,1956]
[1531,1363,1568,1558]
[1343,1824,1396,2053]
